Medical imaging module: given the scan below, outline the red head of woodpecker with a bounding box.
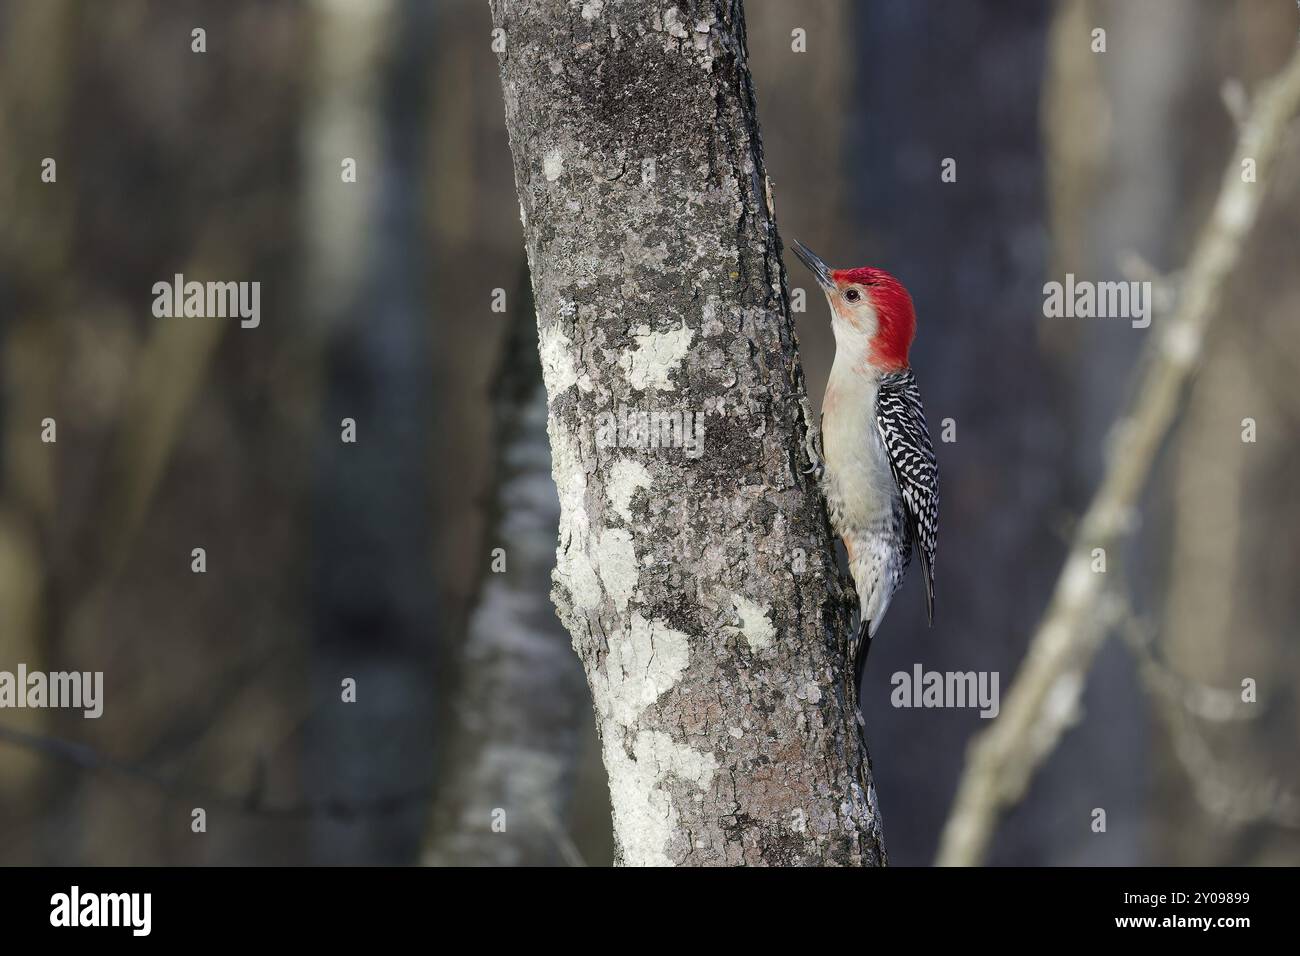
[790,239,938,687]
[792,240,917,374]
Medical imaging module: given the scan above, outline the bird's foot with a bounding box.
[803,430,824,481]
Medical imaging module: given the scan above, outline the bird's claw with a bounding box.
[803,430,825,482]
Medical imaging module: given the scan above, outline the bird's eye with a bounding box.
[844,288,861,302]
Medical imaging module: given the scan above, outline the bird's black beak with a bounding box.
[791,239,834,291]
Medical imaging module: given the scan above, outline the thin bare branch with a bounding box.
[1117,604,1254,723]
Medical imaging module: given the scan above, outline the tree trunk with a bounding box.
[489,0,884,866]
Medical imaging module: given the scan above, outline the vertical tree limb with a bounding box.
[490,0,883,865]
[302,0,439,863]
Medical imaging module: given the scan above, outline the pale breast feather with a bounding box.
[873,368,938,623]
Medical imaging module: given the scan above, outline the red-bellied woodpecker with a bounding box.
[790,239,938,694]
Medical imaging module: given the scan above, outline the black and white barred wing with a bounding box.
[875,368,938,623]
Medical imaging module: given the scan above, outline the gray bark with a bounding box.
[490,0,884,865]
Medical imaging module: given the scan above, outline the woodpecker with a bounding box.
[790,240,938,694]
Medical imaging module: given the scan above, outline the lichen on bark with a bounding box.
[490,0,885,865]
